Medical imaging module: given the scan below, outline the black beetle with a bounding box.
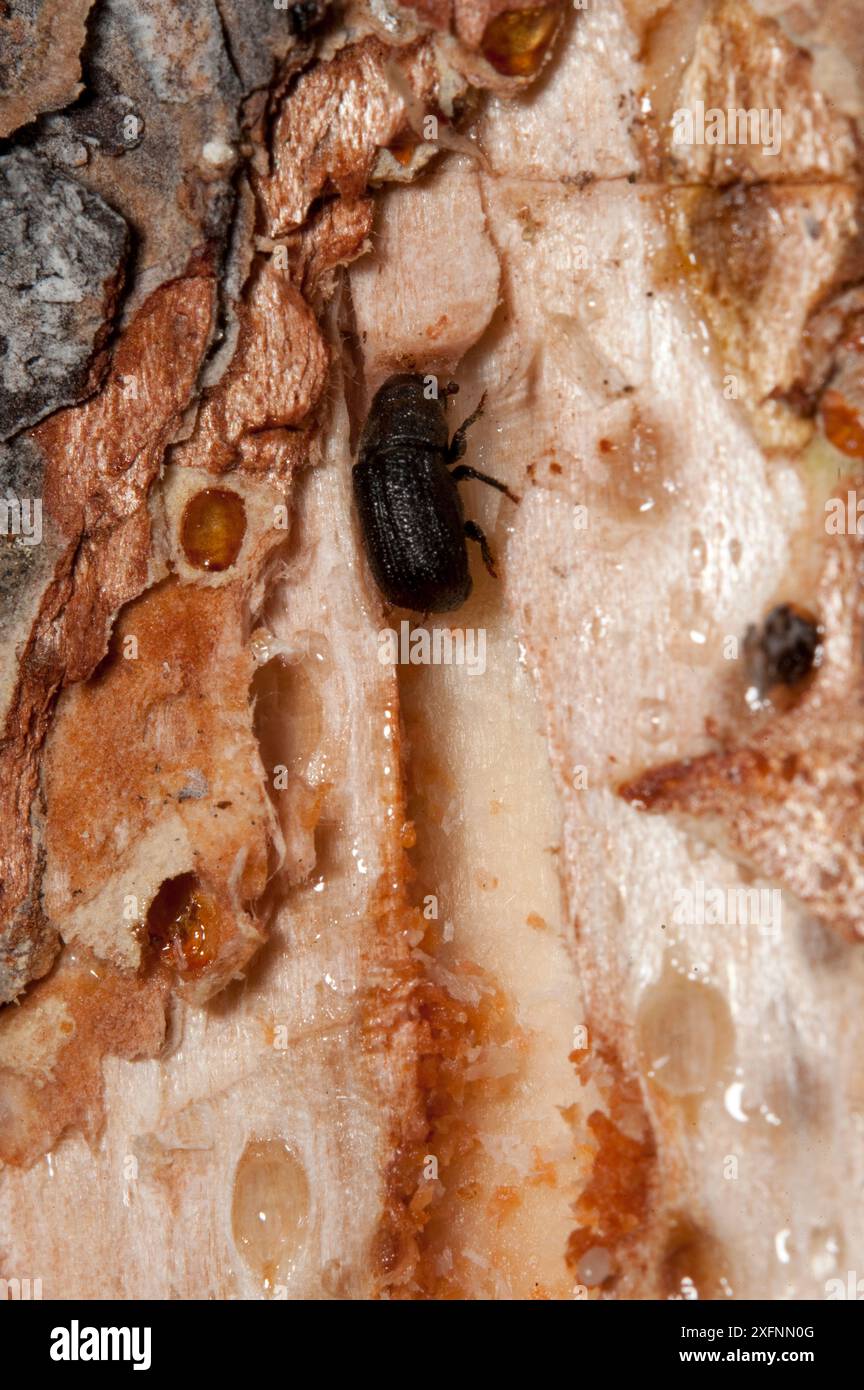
[352,373,518,613]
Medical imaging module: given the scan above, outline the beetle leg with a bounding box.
[451,463,519,505]
[447,391,487,464]
[465,520,497,578]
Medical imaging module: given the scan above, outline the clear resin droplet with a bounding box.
[232,1137,311,1291]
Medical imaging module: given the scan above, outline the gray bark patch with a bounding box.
[0,148,128,440]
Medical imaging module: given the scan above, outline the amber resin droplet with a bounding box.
[232,1138,311,1290]
[180,488,247,571]
[821,388,864,459]
[146,872,222,973]
[481,7,560,78]
[387,133,418,167]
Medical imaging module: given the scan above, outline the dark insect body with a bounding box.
[745,603,822,693]
[288,1,324,38]
[352,373,518,613]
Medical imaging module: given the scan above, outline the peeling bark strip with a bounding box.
[0,266,216,1004]
[0,0,863,1303]
[0,0,94,139]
